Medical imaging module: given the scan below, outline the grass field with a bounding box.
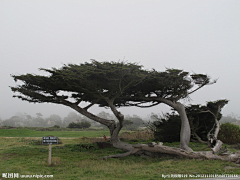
[0,129,240,180]
[0,128,111,138]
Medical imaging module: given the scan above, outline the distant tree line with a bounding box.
[0,112,93,128]
[0,111,146,129]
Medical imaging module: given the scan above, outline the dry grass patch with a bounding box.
[120,130,154,141]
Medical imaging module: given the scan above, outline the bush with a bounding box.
[80,121,91,129]
[147,113,181,143]
[53,125,60,128]
[67,121,91,129]
[218,123,240,144]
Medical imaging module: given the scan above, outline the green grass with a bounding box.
[0,137,240,180]
[0,132,240,179]
[0,128,111,138]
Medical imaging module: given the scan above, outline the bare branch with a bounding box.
[198,110,216,118]
[132,102,160,108]
[75,99,82,105]
[83,99,100,110]
[83,103,95,110]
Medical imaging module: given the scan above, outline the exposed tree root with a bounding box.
[103,149,140,160]
[103,141,240,164]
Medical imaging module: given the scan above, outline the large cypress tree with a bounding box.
[11,60,216,156]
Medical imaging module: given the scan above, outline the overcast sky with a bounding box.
[0,0,239,120]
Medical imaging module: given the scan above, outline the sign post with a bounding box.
[42,136,58,165]
[48,143,52,165]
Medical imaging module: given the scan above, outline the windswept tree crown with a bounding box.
[11,60,147,106]
[11,60,216,108]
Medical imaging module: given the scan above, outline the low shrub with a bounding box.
[218,123,240,144]
[67,121,91,129]
[52,125,60,128]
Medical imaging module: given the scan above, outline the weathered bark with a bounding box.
[132,144,222,160]
[213,114,221,139]
[212,140,223,154]
[144,97,193,152]
[174,103,193,152]
[129,96,193,152]
[104,141,240,164]
[64,102,113,127]
[102,119,135,159]
[202,103,226,142]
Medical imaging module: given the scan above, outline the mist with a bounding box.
[1,1,239,120]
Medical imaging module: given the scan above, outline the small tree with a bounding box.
[147,100,228,145]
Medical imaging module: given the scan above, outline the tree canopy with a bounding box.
[11,60,215,109]
[11,60,146,105]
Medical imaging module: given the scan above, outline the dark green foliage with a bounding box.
[67,121,91,129]
[148,100,228,142]
[67,122,80,128]
[120,68,215,107]
[10,60,214,109]
[218,123,240,144]
[53,125,60,128]
[80,121,91,129]
[151,113,181,143]
[10,60,147,106]
[186,105,215,141]
[188,99,228,141]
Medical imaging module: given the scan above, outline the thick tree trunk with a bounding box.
[123,96,194,152]
[213,116,220,139]
[109,124,134,152]
[106,99,135,156]
[103,123,134,159]
[174,103,193,152]
[104,140,240,164]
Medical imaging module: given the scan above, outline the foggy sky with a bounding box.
[1,0,239,120]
